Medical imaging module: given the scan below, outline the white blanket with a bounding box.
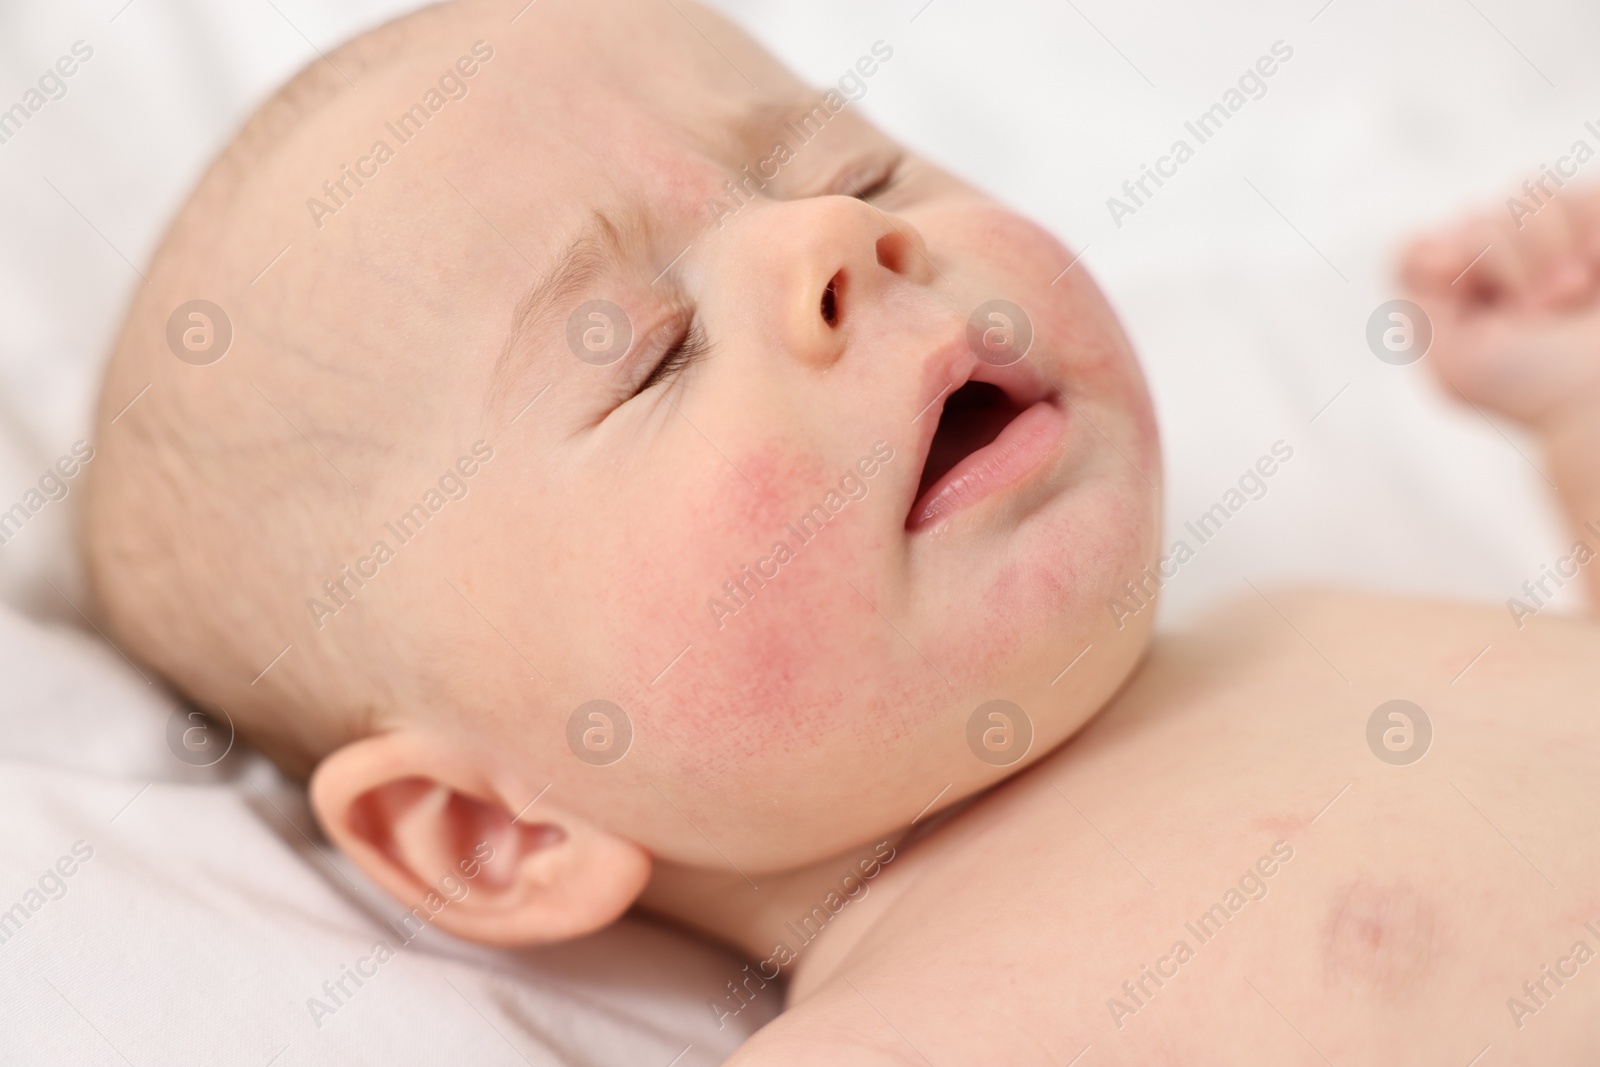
[1,0,1594,1063]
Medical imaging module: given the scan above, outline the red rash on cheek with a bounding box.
[577,439,831,707]
[722,444,830,533]
[645,545,889,781]
[635,441,905,766]
[677,441,837,606]
[666,592,844,765]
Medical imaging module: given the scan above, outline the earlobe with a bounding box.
[308,729,651,946]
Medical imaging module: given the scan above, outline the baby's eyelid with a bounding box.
[628,310,701,396]
[626,313,681,370]
[832,155,902,200]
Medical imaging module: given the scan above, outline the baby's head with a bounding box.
[85,0,1161,943]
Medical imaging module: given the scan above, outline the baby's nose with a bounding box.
[762,195,932,370]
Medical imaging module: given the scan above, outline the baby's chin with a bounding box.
[602,598,1153,872]
[912,428,1158,652]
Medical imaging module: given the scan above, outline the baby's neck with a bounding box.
[637,822,937,1003]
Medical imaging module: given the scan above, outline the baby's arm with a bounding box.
[1402,185,1600,608]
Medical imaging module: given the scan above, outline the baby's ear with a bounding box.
[308,730,650,945]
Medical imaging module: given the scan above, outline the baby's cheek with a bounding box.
[655,563,939,783]
[608,437,812,591]
[661,592,846,768]
[663,441,836,605]
[608,443,827,669]
[1050,280,1161,473]
[625,443,908,769]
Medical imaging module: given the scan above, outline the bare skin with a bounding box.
[723,592,1600,1064]
[83,1,1600,1059]
[701,191,1600,1063]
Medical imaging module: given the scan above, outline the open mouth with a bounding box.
[906,379,1068,532]
[914,382,1025,502]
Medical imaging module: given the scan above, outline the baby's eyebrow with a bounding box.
[489,208,639,409]
[734,99,808,143]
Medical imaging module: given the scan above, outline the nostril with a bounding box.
[821,271,841,327]
[876,233,909,275]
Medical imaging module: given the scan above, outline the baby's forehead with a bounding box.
[305,21,814,225]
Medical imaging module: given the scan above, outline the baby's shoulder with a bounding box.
[1132,583,1598,704]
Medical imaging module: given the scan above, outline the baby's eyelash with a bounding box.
[852,159,904,201]
[855,172,897,200]
[635,319,709,395]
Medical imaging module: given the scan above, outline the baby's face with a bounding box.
[246,0,1159,871]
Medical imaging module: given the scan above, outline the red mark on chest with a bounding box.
[1321,879,1441,1000]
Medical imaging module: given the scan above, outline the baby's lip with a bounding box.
[903,337,1058,529]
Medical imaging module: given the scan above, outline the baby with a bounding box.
[81,0,1600,1062]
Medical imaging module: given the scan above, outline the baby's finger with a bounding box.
[1559,184,1600,264]
[1400,216,1504,297]
[1438,301,1600,423]
[1506,191,1591,308]
[1399,234,1468,296]
[1443,215,1534,304]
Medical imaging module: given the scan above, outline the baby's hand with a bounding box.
[1401,183,1600,429]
